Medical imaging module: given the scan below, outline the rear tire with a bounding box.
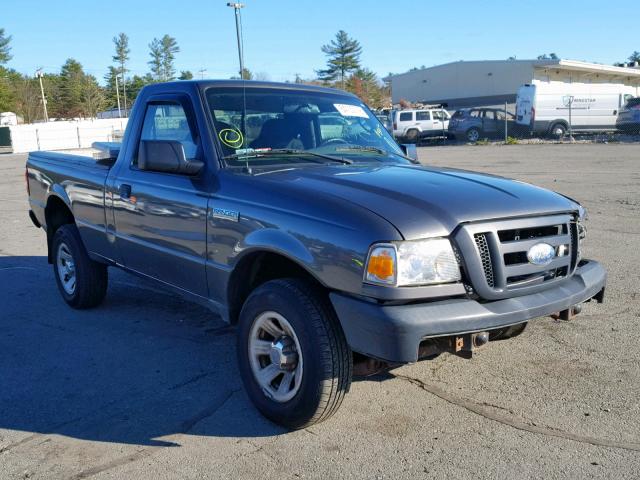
[237,278,352,429]
[549,123,567,138]
[405,129,419,144]
[52,224,108,309]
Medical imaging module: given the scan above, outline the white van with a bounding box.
[516,83,635,137]
[391,108,450,142]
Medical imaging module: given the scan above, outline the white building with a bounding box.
[388,59,640,108]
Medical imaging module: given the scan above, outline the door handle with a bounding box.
[119,184,132,199]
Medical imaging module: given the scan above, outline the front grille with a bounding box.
[474,233,495,287]
[456,214,577,300]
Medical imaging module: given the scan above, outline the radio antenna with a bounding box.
[227,2,250,172]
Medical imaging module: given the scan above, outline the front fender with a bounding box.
[235,228,317,273]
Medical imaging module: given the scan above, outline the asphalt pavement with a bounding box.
[1,143,639,479]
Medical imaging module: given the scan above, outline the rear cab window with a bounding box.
[399,112,413,122]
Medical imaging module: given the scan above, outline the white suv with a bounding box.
[392,108,451,142]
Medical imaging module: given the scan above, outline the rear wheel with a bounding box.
[52,224,108,309]
[549,123,567,138]
[466,127,481,142]
[237,278,352,429]
[405,129,419,143]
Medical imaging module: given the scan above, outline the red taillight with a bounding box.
[393,122,397,130]
[25,167,30,195]
[530,107,536,126]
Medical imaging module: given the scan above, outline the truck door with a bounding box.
[111,94,209,298]
[415,111,431,135]
[482,109,498,135]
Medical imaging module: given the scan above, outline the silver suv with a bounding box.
[392,108,450,143]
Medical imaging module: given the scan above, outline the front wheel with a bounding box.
[466,127,481,142]
[237,278,352,429]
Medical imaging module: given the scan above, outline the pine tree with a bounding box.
[160,35,179,81]
[59,58,86,117]
[316,30,362,89]
[178,70,193,80]
[112,33,130,111]
[148,35,180,81]
[0,28,11,65]
[148,38,163,81]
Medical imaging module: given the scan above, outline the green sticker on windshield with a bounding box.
[218,128,244,148]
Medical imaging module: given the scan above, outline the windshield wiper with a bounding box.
[224,148,353,165]
[334,146,389,155]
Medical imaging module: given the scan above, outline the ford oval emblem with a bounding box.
[527,243,556,266]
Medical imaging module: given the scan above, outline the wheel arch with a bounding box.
[226,247,327,325]
[44,194,75,263]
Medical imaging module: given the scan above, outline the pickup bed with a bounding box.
[26,80,606,429]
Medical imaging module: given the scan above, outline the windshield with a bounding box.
[205,86,407,167]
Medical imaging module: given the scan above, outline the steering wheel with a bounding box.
[321,137,349,146]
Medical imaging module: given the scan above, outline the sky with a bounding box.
[3,0,638,84]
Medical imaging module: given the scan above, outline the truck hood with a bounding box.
[259,163,577,239]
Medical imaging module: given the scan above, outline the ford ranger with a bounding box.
[26,80,606,429]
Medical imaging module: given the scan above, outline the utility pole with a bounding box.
[35,69,49,123]
[122,71,127,115]
[198,68,207,80]
[115,75,122,118]
[227,2,245,79]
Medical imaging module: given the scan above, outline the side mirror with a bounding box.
[138,140,203,175]
[400,143,418,162]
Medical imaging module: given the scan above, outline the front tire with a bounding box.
[466,127,481,142]
[237,278,352,429]
[52,224,108,309]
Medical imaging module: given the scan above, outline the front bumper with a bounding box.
[330,259,606,363]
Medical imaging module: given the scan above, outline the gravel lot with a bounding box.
[1,144,639,479]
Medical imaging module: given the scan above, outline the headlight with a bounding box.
[365,238,461,287]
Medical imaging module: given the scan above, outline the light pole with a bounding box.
[227,2,245,79]
[35,69,49,123]
[115,75,122,118]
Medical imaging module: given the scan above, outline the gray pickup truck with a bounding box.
[26,80,606,429]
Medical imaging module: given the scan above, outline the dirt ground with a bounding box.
[1,143,639,479]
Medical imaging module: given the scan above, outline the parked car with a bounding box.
[26,80,606,430]
[616,97,640,133]
[448,108,516,142]
[392,108,450,142]
[516,83,635,137]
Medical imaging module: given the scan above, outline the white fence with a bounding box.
[7,118,129,153]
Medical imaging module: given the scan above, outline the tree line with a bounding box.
[0,29,191,122]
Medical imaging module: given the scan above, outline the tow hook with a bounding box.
[453,331,489,359]
[553,303,583,321]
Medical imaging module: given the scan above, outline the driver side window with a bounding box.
[136,102,199,166]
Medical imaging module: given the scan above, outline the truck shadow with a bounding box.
[0,255,293,447]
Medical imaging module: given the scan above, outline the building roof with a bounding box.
[388,59,640,80]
